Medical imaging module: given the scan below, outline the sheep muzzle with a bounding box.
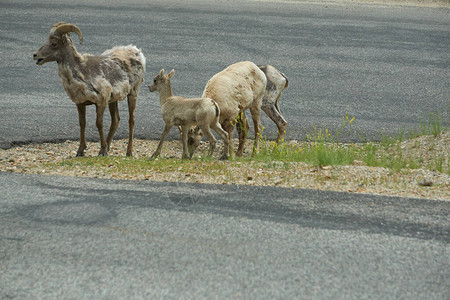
[33,52,45,65]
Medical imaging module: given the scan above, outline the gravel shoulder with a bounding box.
[1,132,449,201]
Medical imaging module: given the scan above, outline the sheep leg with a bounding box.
[249,106,262,156]
[211,122,229,160]
[152,124,172,159]
[76,103,87,157]
[177,126,183,141]
[236,112,249,157]
[180,125,191,159]
[95,103,108,156]
[126,95,137,156]
[106,101,120,152]
[222,120,235,159]
[261,103,287,144]
[199,125,217,157]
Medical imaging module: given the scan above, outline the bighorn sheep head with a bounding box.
[148,69,175,93]
[33,22,83,65]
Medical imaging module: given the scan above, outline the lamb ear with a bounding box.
[159,69,165,76]
[168,69,175,78]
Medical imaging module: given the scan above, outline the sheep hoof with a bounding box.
[219,154,228,160]
[98,152,108,157]
[76,152,85,157]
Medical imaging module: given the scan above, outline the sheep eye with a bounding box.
[51,42,58,48]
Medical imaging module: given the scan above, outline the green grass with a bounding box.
[254,114,358,167]
[360,143,421,171]
[54,112,448,176]
[380,112,448,145]
[253,112,447,174]
[420,112,445,137]
[58,155,237,179]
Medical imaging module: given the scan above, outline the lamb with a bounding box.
[33,22,145,157]
[187,61,267,159]
[148,69,229,159]
[237,64,289,144]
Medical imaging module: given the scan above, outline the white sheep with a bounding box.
[237,64,289,144]
[148,69,229,159]
[187,61,267,159]
[33,22,146,157]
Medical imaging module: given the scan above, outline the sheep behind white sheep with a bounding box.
[148,69,229,159]
[33,22,146,157]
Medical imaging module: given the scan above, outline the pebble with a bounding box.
[418,180,433,187]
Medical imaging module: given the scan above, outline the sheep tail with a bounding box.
[280,71,289,88]
[212,99,220,117]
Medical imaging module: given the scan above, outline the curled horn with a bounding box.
[50,22,83,44]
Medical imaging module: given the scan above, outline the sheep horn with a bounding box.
[51,23,83,44]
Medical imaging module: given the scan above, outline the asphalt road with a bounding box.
[0,0,449,149]
[1,172,449,298]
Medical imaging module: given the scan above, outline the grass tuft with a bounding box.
[254,112,447,173]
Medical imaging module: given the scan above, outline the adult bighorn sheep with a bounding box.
[187,61,267,159]
[187,61,288,158]
[237,64,289,144]
[149,69,229,159]
[33,22,146,157]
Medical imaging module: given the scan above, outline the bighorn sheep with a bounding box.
[148,69,229,159]
[237,64,289,144]
[188,62,289,158]
[187,61,267,158]
[33,22,146,157]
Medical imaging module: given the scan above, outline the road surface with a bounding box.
[1,172,449,298]
[0,0,449,149]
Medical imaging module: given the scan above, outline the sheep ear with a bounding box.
[168,69,175,78]
[159,69,165,76]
